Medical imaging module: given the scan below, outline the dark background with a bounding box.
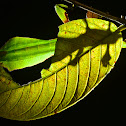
[0,0,126,125]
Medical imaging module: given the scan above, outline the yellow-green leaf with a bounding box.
[0,18,123,121]
[122,39,126,48]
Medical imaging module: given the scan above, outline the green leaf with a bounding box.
[0,37,57,71]
[55,4,69,23]
[0,18,123,121]
[122,40,126,48]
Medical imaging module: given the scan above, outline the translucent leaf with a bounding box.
[55,4,69,23]
[0,37,57,71]
[0,18,123,121]
[122,39,126,48]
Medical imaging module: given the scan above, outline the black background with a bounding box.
[0,0,126,125]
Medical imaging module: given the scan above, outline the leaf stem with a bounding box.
[64,0,126,25]
[117,25,126,32]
